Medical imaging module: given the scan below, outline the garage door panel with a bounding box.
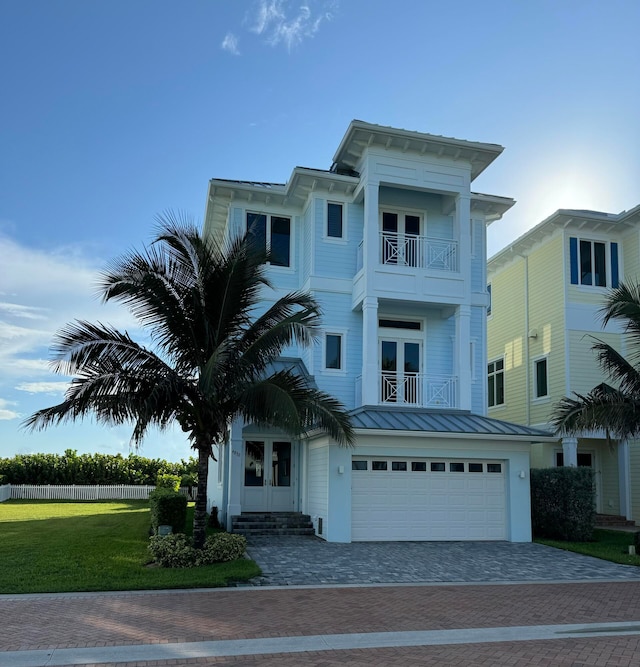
[352,457,506,541]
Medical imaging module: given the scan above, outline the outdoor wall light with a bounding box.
[519,470,526,479]
[338,465,345,474]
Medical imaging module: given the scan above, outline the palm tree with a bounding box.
[551,282,640,441]
[25,214,354,548]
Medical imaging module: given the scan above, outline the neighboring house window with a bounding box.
[247,212,291,267]
[487,358,504,407]
[534,357,548,399]
[569,237,619,288]
[324,333,344,370]
[487,283,492,316]
[327,202,343,239]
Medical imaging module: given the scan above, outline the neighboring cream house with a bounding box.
[487,205,640,520]
[203,120,553,543]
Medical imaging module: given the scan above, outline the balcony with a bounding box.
[356,373,458,408]
[356,233,459,273]
[380,232,458,271]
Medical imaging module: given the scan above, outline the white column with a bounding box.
[618,439,631,519]
[455,193,472,289]
[226,417,244,531]
[562,437,578,467]
[361,296,379,406]
[362,182,379,278]
[456,305,472,410]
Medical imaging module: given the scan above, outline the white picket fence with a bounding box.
[2,484,197,501]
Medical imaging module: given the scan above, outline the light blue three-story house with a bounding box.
[204,120,552,543]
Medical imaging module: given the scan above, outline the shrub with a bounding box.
[148,533,247,568]
[148,534,198,568]
[149,488,187,534]
[531,467,595,541]
[156,473,181,491]
[198,533,246,564]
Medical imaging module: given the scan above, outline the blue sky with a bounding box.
[1,0,639,461]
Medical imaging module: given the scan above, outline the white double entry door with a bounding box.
[242,439,295,512]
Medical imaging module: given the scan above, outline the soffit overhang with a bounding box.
[333,120,504,181]
[205,168,359,238]
[488,205,640,275]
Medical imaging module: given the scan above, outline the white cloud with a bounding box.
[248,0,335,51]
[0,398,20,420]
[15,382,69,395]
[0,302,48,321]
[221,32,240,55]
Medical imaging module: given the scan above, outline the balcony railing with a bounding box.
[380,232,458,271]
[380,372,457,407]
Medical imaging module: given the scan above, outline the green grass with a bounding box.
[0,500,261,594]
[536,528,640,566]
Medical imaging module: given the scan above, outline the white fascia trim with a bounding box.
[351,428,558,443]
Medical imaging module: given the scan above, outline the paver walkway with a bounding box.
[246,536,640,585]
[4,581,640,665]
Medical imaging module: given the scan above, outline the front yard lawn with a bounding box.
[0,500,260,594]
[537,528,640,567]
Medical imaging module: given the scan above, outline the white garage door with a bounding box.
[351,457,506,541]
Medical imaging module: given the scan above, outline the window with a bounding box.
[430,462,445,472]
[412,461,427,471]
[327,202,343,239]
[534,358,548,398]
[487,284,492,316]
[569,237,619,288]
[487,463,502,473]
[352,460,367,471]
[449,462,464,472]
[381,209,422,266]
[488,358,505,407]
[372,461,388,471]
[324,333,343,370]
[247,212,291,267]
[469,463,483,473]
[392,461,407,471]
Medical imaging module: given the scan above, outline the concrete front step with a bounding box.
[231,512,314,536]
[595,514,636,527]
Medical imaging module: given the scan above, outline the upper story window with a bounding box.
[569,237,619,288]
[487,358,504,407]
[534,357,548,399]
[324,333,344,371]
[247,212,291,267]
[327,202,344,239]
[487,284,492,316]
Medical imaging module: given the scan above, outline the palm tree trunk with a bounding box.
[193,444,210,550]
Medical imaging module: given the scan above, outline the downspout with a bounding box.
[523,255,531,426]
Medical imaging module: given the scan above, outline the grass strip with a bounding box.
[537,528,640,566]
[0,500,260,594]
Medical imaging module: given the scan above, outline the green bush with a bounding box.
[0,475,6,485]
[148,534,198,568]
[531,467,595,541]
[149,489,187,535]
[200,533,246,563]
[0,450,197,486]
[148,532,247,568]
[156,473,181,491]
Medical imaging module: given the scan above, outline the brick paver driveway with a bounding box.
[246,536,640,585]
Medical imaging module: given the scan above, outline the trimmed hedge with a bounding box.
[531,467,595,541]
[149,488,187,535]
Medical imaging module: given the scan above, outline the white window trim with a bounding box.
[322,329,347,375]
[323,201,348,244]
[486,283,492,319]
[487,356,505,408]
[572,236,613,289]
[532,355,550,402]
[245,210,296,272]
